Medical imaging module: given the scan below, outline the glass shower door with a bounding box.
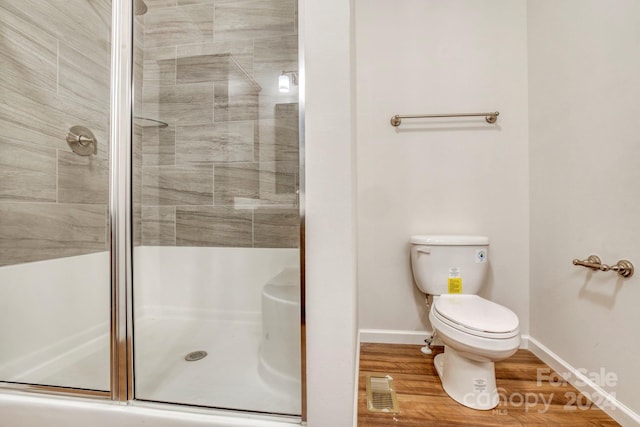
[131,0,302,415]
[0,0,112,392]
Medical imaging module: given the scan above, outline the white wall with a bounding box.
[528,0,640,421]
[356,0,529,337]
[303,0,358,424]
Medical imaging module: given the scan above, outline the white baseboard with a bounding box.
[528,336,640,427]
[360,329,530,349]
[359,329,432,345]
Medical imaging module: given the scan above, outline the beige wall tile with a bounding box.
[175,121,254,164]
[133,204,143,247]
[142,164,213,205]
[1,0,111,66]
[133,123,144,167]
[144,56,176,85]
[142,206,176,245]
[177,40,254,75]
[58,151,109,204]
[177,0,213,5]
[176,206,252,247]
[176,54,234,84]
[133,166,143,247]
[0,0,112,266]
[134,0,300,251]
[144,4,213,49]
[0,82,109,157]
[0,138,57,202]
[214,0,295,41]
[144,45,177,61]
[214,162,258,206]
[144,82,214,125]
[257,161,298,204]
[253,207,299,248]
[0,202,107,266]
[0,8,57,93]
[274,103,299,163]
[214,79,260,122]
[253,34,298,75]
[58,42,111,114]
[142,125,176,166]
[145,0,177,8]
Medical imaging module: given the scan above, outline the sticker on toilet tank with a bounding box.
[476,249,487,263]
[448,267,462,294]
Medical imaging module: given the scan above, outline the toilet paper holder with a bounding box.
[572,255,634,278]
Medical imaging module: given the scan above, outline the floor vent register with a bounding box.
[365,374,399,413]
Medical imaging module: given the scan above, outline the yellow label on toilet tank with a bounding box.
[448,277,462,294]
[448,267,462,294]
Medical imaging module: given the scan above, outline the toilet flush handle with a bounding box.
[415,247,431,255]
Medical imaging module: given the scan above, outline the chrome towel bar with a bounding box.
[572,255,634,278]
[390,111,499,127]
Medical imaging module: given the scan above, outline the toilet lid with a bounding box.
[434,295,519,334]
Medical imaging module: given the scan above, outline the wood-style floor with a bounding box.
[358,343,620,426]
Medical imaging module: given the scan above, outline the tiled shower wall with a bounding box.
[0,1,111,266]
[0,0,299,267]
[135,0,300,248]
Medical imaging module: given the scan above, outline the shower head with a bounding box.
[135,0,148,16]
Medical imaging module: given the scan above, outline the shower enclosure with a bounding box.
[0,0,302,420]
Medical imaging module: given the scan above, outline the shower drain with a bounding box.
[184,350,208,362]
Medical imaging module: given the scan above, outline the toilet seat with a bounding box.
[433,295,519,339]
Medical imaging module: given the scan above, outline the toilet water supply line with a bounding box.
[422,295,436,355]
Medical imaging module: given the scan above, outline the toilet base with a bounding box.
[434,346,499,410]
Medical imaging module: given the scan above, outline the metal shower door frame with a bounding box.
[109,0,307,418]
[109,0,135,403]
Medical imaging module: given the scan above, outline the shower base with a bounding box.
[135,315,301,415]
[33,315,300,415]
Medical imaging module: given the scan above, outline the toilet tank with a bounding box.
[410,235,489,296]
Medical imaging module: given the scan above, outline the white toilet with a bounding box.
[409,235,520,410]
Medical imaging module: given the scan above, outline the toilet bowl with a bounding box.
[409,235,521,410]
[429,294,519,409]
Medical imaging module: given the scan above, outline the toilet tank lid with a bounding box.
[410,235,489,245]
